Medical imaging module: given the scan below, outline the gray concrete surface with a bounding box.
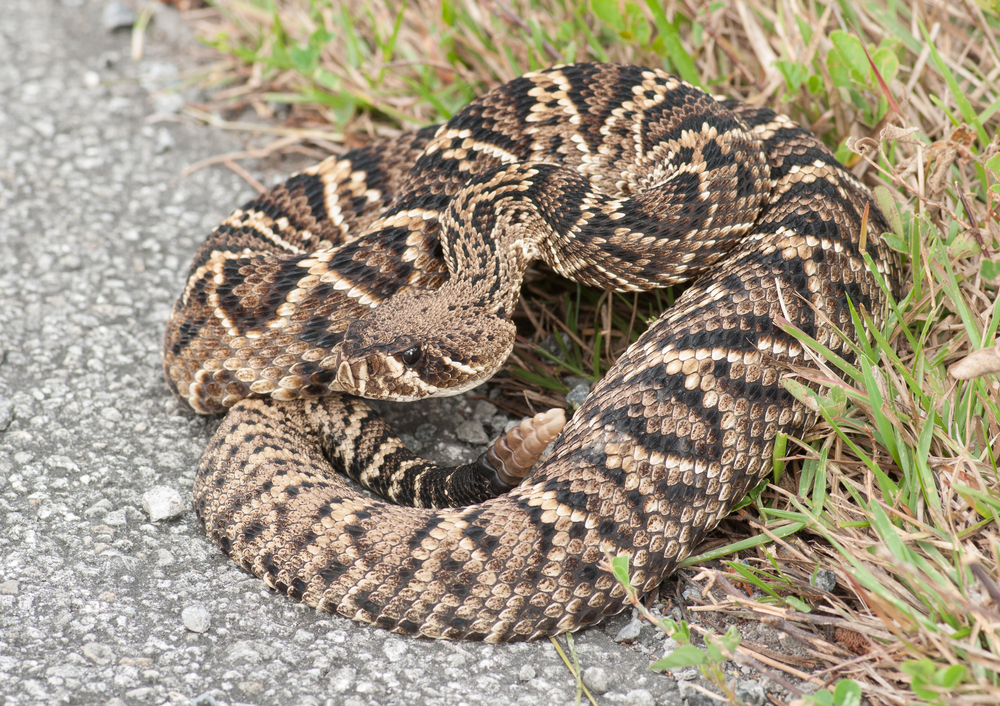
[0,2,761,704]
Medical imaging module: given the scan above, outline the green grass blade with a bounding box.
[678,522,806,568]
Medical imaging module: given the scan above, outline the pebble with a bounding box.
[540,332,569,360]
[138,61,180,93]
[182,605,211,633]
[0,580,19,595]
[414,423,438,442]
[154,128,175,154]
[682,587,702,603]
[46,455,79,472]
[581,666,609,694]
[517,665,535,683]
[678,682,718,706]
[237,681,264,696]
[329,668,355,693]
[382,638,406,662]
[82,642,114,665]
[673,667,698,681]
[778,632,804,651]
[735,679,766,706]
[59,253,82,270]
[103,508,127,527]
[437,443,470,464]
[101,1,136,31]
[142,486,184,521]
[624,688,655,706]
[84,498,112,518]
[153,93,186,114]
[99,49,120,68]
[228,642,261,663]
[455,420,489,445]
[397,433,421,453]
[565,382,591,408]
[812,569,837,592]
[471,400,498,421]
[615,617,642,643]
[485,413,511,436]
[82,70,101,88]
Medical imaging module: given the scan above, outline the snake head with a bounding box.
[334,286,516,401]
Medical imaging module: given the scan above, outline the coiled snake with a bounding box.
[164,64,900,642]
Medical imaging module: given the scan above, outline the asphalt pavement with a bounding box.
[0,2,775,705]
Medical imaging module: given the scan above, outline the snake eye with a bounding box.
[400,346,422,366]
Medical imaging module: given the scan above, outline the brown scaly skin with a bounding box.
[173,64,902,642]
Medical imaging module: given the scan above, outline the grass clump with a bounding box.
[168,1,1000,703]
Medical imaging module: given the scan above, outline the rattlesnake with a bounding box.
[164,64,900,642]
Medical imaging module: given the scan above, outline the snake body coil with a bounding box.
[165,64,900,642]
